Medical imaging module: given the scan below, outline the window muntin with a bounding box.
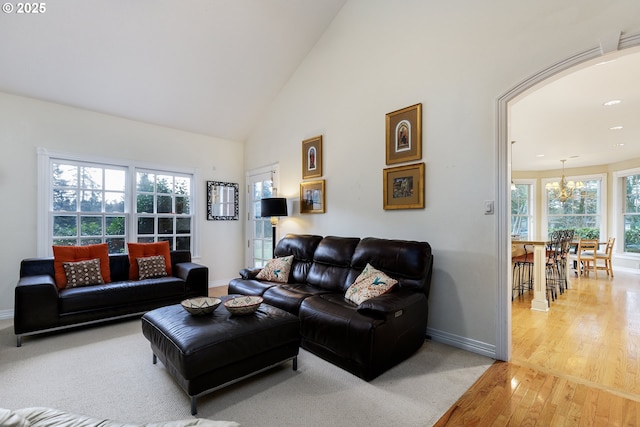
[135,170,192,251]
[51,162,127,253]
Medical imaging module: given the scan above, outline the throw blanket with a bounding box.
[0,407,239,427]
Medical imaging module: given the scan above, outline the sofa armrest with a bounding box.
[174,262,208,296]
[356,290,426,318]
[14,275,60,338]
[239,268,262,280]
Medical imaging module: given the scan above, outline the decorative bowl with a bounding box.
[224,296,263,315]
[181,297,222,315]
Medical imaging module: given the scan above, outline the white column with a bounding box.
[530,241,549,312]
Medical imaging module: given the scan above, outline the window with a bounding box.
[622,172,640,253]
[511,180,534,239]
[40,149,196,256]
[51,161,127,253]
[543,175,605,240]
[135,170,192,250]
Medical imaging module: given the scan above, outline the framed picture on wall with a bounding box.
[383,162,424,210]
[385,103,422,165]
[300,179,325,213]
[302,135,323,179]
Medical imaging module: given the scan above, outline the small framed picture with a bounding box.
[300,180,325,213]
[385,103,422,165]
[302,135,323,179]
[383,163,425,210]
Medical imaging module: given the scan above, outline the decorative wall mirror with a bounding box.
[206,181,239,220]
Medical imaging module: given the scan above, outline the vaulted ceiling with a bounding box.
[1,1,637,171]
[0,0,347,141]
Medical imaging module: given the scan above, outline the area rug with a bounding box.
[0,318,492,426]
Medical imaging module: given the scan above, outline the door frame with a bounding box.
[496,32,640,361]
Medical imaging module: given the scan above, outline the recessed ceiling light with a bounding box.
[603,99,622,106]
[610,126,624,130]
[612,143,625,148]
[535,154,545,157]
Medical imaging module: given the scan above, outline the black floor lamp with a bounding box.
[260,197,288,256]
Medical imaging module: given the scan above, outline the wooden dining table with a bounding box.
[512,238,607,311]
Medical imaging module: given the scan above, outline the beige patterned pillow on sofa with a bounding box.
[62,258,105,288]
[345,263,398,305]
[137,255,169,280]
[256,255,294,283]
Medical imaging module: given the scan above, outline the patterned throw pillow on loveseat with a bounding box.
[256,255,294,283]
[345,263,398,305]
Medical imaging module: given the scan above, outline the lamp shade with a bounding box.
[260,198,288,217]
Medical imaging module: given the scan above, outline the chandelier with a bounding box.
[545,159,584,203]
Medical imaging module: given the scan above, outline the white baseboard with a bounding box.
[427,327,497,360]
[0,309,13,321]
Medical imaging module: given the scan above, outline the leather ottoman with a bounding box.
[141,296,300,415]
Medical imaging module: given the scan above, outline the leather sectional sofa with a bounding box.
[14,250,208,347]
[229,234,433,380]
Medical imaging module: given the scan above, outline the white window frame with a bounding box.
[541,173,606,240]
[37,148,199,257]
[613,166,640,258]
[511,179,536,240]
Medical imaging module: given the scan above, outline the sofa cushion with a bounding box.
[299,293,385,362]
[137,255,169,280]
[344,263,398,305]
[255,255,293,283]
[274,234,323,283]
[261,283,332,314]
[59,277,185,313]
[348,238,432,293]
[306,236,360,292]
[53,244,111,289]
[127,242,172,280]
[62,258,105,288]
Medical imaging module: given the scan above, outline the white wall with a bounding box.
[0,92,244,315]
[245,0,640,356]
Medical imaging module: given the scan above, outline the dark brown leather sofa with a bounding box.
[14,250,208,347]
[228,234,433,380]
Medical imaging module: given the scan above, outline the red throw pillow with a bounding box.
[127,241,172,280]
[53,243,111,289]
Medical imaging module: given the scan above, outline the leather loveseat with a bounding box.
[14,250,208,347]
[228,234,433,380]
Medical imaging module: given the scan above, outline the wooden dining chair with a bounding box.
[576,238,599,279]
[595,237,615,277]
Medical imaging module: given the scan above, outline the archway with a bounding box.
[495,31,640,361]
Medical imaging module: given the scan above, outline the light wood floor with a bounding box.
[434,269,640,426]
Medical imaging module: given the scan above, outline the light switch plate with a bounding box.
[484,200,494,215]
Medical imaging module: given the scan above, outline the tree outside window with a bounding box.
[546,178,601,240]
[511,183,532,239]
[51,162,126,253]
